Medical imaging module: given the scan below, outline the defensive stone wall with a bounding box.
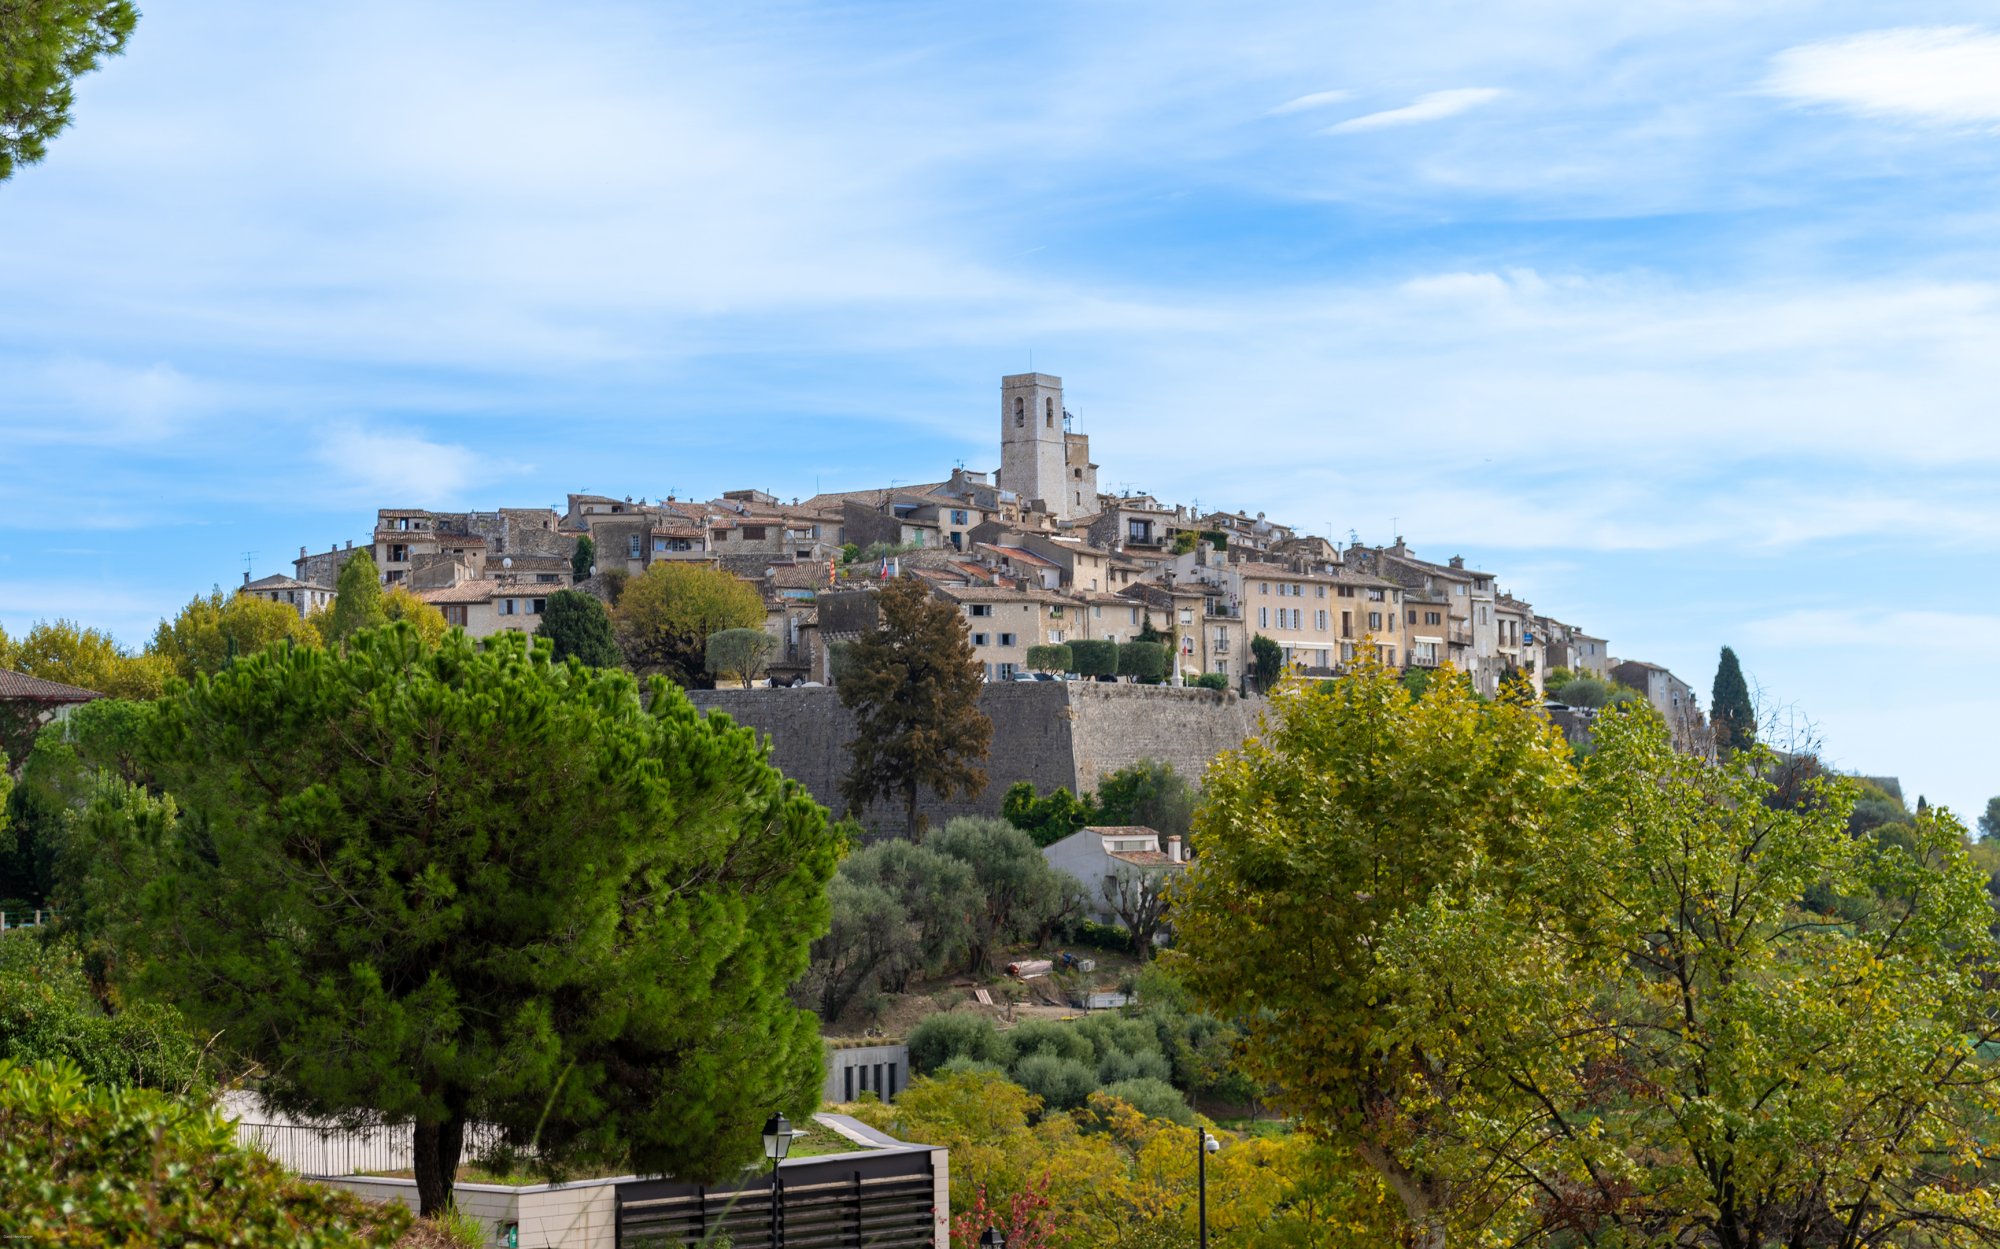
[686,682,1266,834]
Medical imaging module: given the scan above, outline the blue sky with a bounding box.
[2,1,1996,818]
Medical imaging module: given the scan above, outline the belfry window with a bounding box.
[1014,397,1024,427]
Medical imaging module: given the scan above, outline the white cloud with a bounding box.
[1,359,207,445]
[313,424,484,505]
[1765,26,2000,126]
[1269,88,1352,115]
[1327,87,1507,133]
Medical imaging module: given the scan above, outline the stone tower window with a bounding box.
[1014,397,1024,427]
[1045,398,1055,428]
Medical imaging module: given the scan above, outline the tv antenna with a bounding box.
[241,550,258,579]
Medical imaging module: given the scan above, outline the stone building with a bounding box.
[241,573,334,618]
[998,373,1097,520]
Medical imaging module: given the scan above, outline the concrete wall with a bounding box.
[824,1043,910,1103]
[687,682,1264,833]
[324,1175,618,1249]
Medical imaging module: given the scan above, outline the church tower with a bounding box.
[999,372,1070,517]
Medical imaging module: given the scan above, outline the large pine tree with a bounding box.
[1711,645,1756,752]
[838,576,992,840]
[67,628,837,1215]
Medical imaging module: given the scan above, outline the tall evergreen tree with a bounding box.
[571,534,595,583]
[324,550,388,644]
[535,590,621,667]
[838,576,992,840]
[0,0,138,182]
[1710,645,1756,752]
[63,628,838,1215]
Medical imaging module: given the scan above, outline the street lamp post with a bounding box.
[763,1113,795,1249]
[979,1229,1007,1249]
[1198,1128,1219,1249]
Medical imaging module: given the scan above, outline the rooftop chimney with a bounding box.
[1449,555,1465,569]
[1166,835,1182,863]
[345,539,353,550]
[242,570,250,586]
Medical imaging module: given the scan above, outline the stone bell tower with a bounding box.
[999,372,1070,517]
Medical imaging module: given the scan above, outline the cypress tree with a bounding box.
[326,550,388,644]
[571,534,595,583]
[1711,645,1756,753]
[536,590,621,667]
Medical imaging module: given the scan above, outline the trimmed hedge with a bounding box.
[1068,639,1117,678]
[1025,644,1073,673]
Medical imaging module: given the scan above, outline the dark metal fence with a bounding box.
[616,1148,938,1249]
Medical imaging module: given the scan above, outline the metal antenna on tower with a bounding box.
[241,550,257,578]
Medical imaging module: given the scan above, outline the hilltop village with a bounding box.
[249,372,1706,750]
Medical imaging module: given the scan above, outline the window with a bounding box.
[999,632,1016,646]
[1073,468,1082,479]
[1014,397,1024,426]
[1258,607,1269,627]
[628,535,641,559]
[388,544,408,562]
[741,526,767,541]
[501,599,517,616]
[530,598,547,614]
[1408,610,1417,623]
[970,604,992,617]
[1316,585,1326,598]
[950,510,967,525]
[1342,611,1353,637]
[1179,608,1193,624]
[1259,582,1269,595]
[1338,586,1354,598]
[1456,585,1467,596]
[1130,608,1139,625]
[1092,605,1101,617]
[443,605,468,627]
[1049,629,1064,643]
[1317,610,1328,630]
[1426,611,1442,625]
[972,632,989,646]
[1368,611,1382,630]
[1046,398,1055,427]
[537,574,558,583]
[1368,589,1384,601]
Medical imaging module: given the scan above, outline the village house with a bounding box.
[240,573,334,617]
[1040,826,1187,928]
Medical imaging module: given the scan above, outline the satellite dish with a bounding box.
[502,557,513,569]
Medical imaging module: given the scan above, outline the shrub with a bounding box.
[1010,1053,1097,1111]
[1093,1077,1193,1125]
[0,1058,407,1247]
[1096,1048,1174,1085]
[909,1012,1011,1074]
[1004,1018,1095,1065]
[1072,1013,1161,1064]
[0,933,203,1092]
[1068,639,1117,679]
[937,1056,1009,1080]
[1116,641,1167,684]
[1064,918,1133,954]
[1024,644,1072,674]
[1189,672,1227,691]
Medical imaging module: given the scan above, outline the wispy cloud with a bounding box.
[1327,87,1506,133]
[1765,26,2000,126]
[1269,88,1352,115]
[312,424,486,505]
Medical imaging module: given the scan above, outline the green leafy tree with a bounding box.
[1091,759,1195,842]
[1116,641,1167,684]
[1177,659,2000,1247]
[65,626,838,1215]
[705,626,775,688]
[1173,663,1582,1244]
[1002,782,1101,847]
[1982,795,2000,841]
[1067,639,1116,679]
[534,589,621,667]
[322,549,387,644]
[8,619,168,699]
[798,874,905,1022]
[1025,643,1072,673]
[1711,643,1756,752]
[0,623,15,671]
[1249,634,1282,690]
[907,1012,1012,1076]
[0,0,138,182]
[0,1058,406,1248]
[571,533,596,582]
[0,933,202,1092]
[380,586,448,648]
[148,589,321,680]
[838,576,992,839]
[613,562,764,688]
[798,836,981,1018]
[931,817,1087,973]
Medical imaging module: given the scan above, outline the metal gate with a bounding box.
[615,1148,939,1249]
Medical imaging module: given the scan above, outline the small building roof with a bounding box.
[0,670,106,704]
